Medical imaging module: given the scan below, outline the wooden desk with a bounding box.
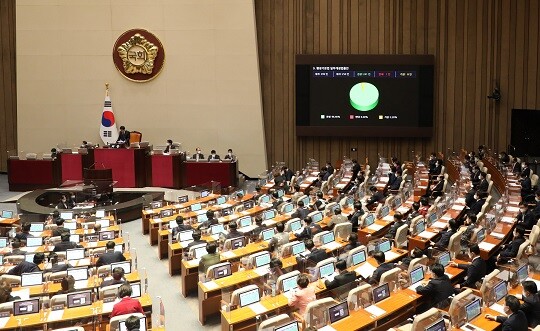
[181,161,238,188]
[93,148,147,188]
[8,158,62,191]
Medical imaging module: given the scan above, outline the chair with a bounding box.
[313,257,337,279]
[258,314,292,330]
[324,202,338,216]
[206,262,232,280]
[99,284,121,300]
[280,203,293,214]
[231,284,260,307]
[223,237,246,251]
[294,297,337,329]
[529,225,540,254]
[188,243,207,257]
[26,153,37,160]
[480,270,500,294]
[320,181,329,195]
[379,267,401,289]
[532,174,539,188]
[514,239,531,262]
[233,205,244,213]
[346,283,372,308]
[359,213,375,228]
[407,256,428,274]
[90,247,106,257]
[109,312,145,331]
[448,230,463,258]
[279,241,300,258]
[4,255,25,264]
[129,131,142,143]
[45,224,58,231]
[0,275,20,287]
[284,218,301,233]
[339,197,349,208]
[394,224,409,248]
[333,223,352,241]
[449,289,473,326]
[345,245,367,267]
[0,301,13,315]
[409,215,424,233]
[470,227,485,243]
[384,195,395,207]
[398,307,441,331]
[276,270,301,293]
[48,271,67,282]
[49,294,68,308]
[96,265,111,278]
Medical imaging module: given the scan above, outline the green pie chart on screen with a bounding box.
[349,82,379,111]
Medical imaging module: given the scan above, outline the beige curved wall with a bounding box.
[16,0,266,177]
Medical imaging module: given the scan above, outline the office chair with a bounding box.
[398,308,441,331]
[324,202,338,217]
[346,283,371,309]
[230,284,260,307]
[48,271,67,282]
[129,131,142,143]
[379,267,401,290]
[284,218,301,232]
[294,297,337,329]
[0,275,21,287]
[257,314,293,331]
[4,255,25,265]
[394,224,409,249]
[279,241,300,258]
[480,270,500,293]
[276,270,301,293]
[49,294,68,308]
[407,256,428,274]
[333,222,352,241]
[449,289,474,326]
[206,262,232,280]
[99,284,122,300]
[0,301,13,315]
[109,312,145,331]
[345,245,367,267]
[448,230,464,258]
[313,257,337,280]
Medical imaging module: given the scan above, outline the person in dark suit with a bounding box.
[325,260,356,290]
[497,225,527,264]
[302,239,328,264]
[517,202,536,230]
[428,153,437,173]
[325,162,334,176]
[343,233,360,252]
[366,251,395,285]
[485,295,529,330]
[56,194,71,209]
[521,163,531,178]
[385,213,406,240]
[225,222,243,240]
[295,216,322,240]
[520,172,533,198]
[96,241,126,267]
[271,190,284,210]
[429,159,442,176]
[366,186,385,209]
[388,171,403,191]
[207,150,220,161]
[116,126,130,146]
[291,200,309,220]
[44,252,72,273]
[451,244,486,290]
[351,159,361,181]
[53,234,82,252]
[387,166,398,188]
[468,191,488,216]
[224,149,236,161]
[199,210,218,229]
[499,152,510,165]
[5,239,25,256]
[517,280,540,327]
[429,177,445,198]
[8,253,45,276]
[511,159,522,174]
[282,166,294,182]
[163,139,175,154]
[533,190,540,219]
[192,147,205,161]
[52,218,71,237]
[348,202,365,232]
[14,222,32,242]
[171,215,192,238]
[100,267,126,288]
[430,218,458,250]
[185,230,206,249]
[311,191,326,211]
[415,263,454,310]
[0,281,21,303]
[407,202,421,224]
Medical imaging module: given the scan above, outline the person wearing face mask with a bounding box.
[56,194,69,209]
[223,149,236,161]
[468,191,488,216]
[450,244,486,290]
[192,147,204,161]
[520,172,533,198]
[485,295,528,330]
[516,202,535,230]
[415,263,454,311]
[515,280,540,327]
[511,158,522,174]
[207,150,220,161]
[460,214,479,249]
[497,225,526,264]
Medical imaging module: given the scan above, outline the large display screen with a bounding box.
[296,55,434,137]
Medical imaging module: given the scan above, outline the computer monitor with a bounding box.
[213,264,232,279]
[200,190,211,198]
[494,281,508,302]
[379,205,390,218]
[67,291,92,308]
[438,251,451,267]
[281,275,299,293]
[96,219,110,228]
[114,243,123,253]
[95,210,106,218]
[66,248,85,261]
[254,252,271,268]
[243,200,255,209]
[263,210,276,220]
[289,219,302,232]
[319,262,335,279]
[428,213,438,226]
[99,231,115,241]
[60,212,73,220]
[69,234,80,243]
[221,207,233,216]
[26,237,42,247]
[298,195,310,207]
[178,230,194,242]
[130,282,142,298]
[321,232,335,245]
[1,210,13,219]
[282,203,294,214]
[328,301,350,323]
[178,195,189,203]
[465,298,482,322]
[476,228,486,243]
[393,196,402,209]
[190,203,202,212]
[517,264,529,282]
[119,316,147,331]
[292,242,306,256]
[259,195,271,204]
[363,213,375,227]
[110,261,131,274]
[378,239,391,253]
[426,319,447,331]
[311,211,323,223]
[21,272,43,287]
[67,267,88,281]
[193,246,208,259]
[409,266,424,287]
[239,288,260,307]
[160,209,173,218]
[216,196,227,205]
[237,216,252,228]
[351,250,366,266]
[0,237,7,248]
[150,201,163,209]
[25,254,34,263]
[196,214,208,223]
[274,321,299,331]
[210,224,225,235]
[230,237,245,250]
[346,196,354,206]
[64,222,77,231]
[29,223,44,232]
[372,283,390,303]
[261,228,275,241]
[415,220,426,234]
[13,299,40,316]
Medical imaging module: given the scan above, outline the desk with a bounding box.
[8,158,62,191]
[181,161,238,188]
[148,154,183,188]
[93,148,147,187]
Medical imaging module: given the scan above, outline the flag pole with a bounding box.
[105,83,109,97]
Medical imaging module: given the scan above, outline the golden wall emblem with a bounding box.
[117,33,158,75]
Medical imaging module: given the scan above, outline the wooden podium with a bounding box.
[83,168,113,195]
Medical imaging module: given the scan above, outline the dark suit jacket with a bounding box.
[367,262,395,285]
[53,241,82,252]
[172,224,193,237]
[116,130,130,144]
[385,220,406,239]
[8,261,40,276]
[458,257,486,288]
[291,207,309,220]
[207,154,220,161]
[304,248,328,264]
[327,165,335,175]
[521,293,540,327]
[415,275,454,308]
[512,162,522,174]
[477,179,489,193]
[366,191,385,206]
[296,223,322,239]
[435,229,456,249]
[534,201,540,219]
[285,169,294,182]
[521,177,532,196]
[351,163,361,180]
[496,310,529,331]
[522,167,531,178]
[517,210,536,230]
[432,180,444,193]
[349,210,365,231]
[430,165,442,175]
[500,237,526,259]
[325,271,357,290]
[44,263,72,273]
[469,198,486,216]
[389,176,402,190]
[52,227,71,238]
[96,251,126,267]
[163,144,175,153]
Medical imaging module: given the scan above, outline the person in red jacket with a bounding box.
[111,283,144,317]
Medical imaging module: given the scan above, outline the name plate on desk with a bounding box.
[0,312,9,318]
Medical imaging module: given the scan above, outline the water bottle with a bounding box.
[271,283,276,297]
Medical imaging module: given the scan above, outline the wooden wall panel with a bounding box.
[255,0,540,170]
[0,0,16,173]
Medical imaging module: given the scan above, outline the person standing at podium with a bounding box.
[207,150,220,161]
[192,147,205,161]
[116,126,130,146]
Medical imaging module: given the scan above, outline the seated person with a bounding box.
[310,191,326,211]
[14,222,32,242]
[199,210,218,229]
[252,186,263,202]
[0,281,21,303]
[497,225,526,264]
[295,216,322,240]
[124,315,143,331]
[460,214,479,249]
[271,190,284,210]
[116,126,130,146]
[225,222,242,240]
[192,147,205,160]
[52,218,70,237]
[366,251,395,285]
[418,197,430,216]
[266,258,285,288]
[516,280,540,327]
[185,230,206,250]
[384,213,406,240]
[388,171,403,191]
[44,252,72,273]
[223,148,236,161]
[516,202,536,230]
[343,233,360,252]
[468,191,488,216]
[249,216,266,241]
[8,252,45,275]
[450,244,486,290]
[207,149,220,161]
[56,275,76,295]
[56,194,72,209]
[429,176,445,198]
[415,263,454,309]
[96,241,126,267]
[430,218,458,250]
[291,200,309,219]
[111,283,144,317]
[290,185,303,204]
[327,207,347,230]
[398,248,424,271]
[407,202,421,224]
[198,242,220,274]
[268,222,289,252]
[53,233,83,252]
[365,186,385,209]
[5,239,25,256]
[297,239,328,265]
[163,139,174,154]
[101,267,126,288]
[520,172,533,198]
[324,260,356,290]
[288,274,316,316]
[172,215,192,238]
[348,202,365,232]
[485,295,528,329]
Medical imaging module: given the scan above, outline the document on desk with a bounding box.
[417,231,437,239]
[335,183,346,189]
[441,215,452,221]
[367,224,384,231]
[86,242,98,248]
[451,204,464,211]
[431,221,447,229]
[396,206,410,214]
[507,206,520,213]
[11,288,30,300]
[321,241,342,251]
[47,309,64,322]
[202,281,218,291]
[0,317,9,329]
[153,218,163,223]
[29,231,43,237]
[385,251,401,261]
[375,183,386,188]
[501,216,515,224]
[478,241,496,251]
[146,209,154,214]
[490,303,506,315]
[382,215,394,222]
[365,305,386,317]
[248,302,267,315]
[319,326,337,331]
[221,251,236,259]
[490,232,505,239]
[254,267,270,276]
[379,177,389,183]
[355,262,377,279]
[21,246,38,253]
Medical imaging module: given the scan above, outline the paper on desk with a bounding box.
[418,185,427,189]
[322,241,342,251]
[478,241,496,251]
[12,288,30,300]
[355,262,377,279]
[385,251,401,261]
[29,232,43,237]
[375,183,386,188]
[418,231,437,239]
[319,326,338,331]
[456,197,466,204]
[146,209,154,214]
[380,177,389,183]
[254,267,270,276]
[507,206,520,213]
[306,176,318,181]
[451,204,464,211]
[490,232,505,240]
[490,303,506,315]
[431,221,447,229]
[86,242,98,248]
[367,224,384,231]
[501,217,515,224]
[47,309,64,322]
[21,246,38,253]
[102,300,117,313]
[221,251,236,259]
[365,305,386,317]
[441,215,452,221]
[0,317,9,329]
[382,215,394,222]
[248,302,267,315]
[203,281,219,291]
[396,206,410,214]
[335,183,346,189]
